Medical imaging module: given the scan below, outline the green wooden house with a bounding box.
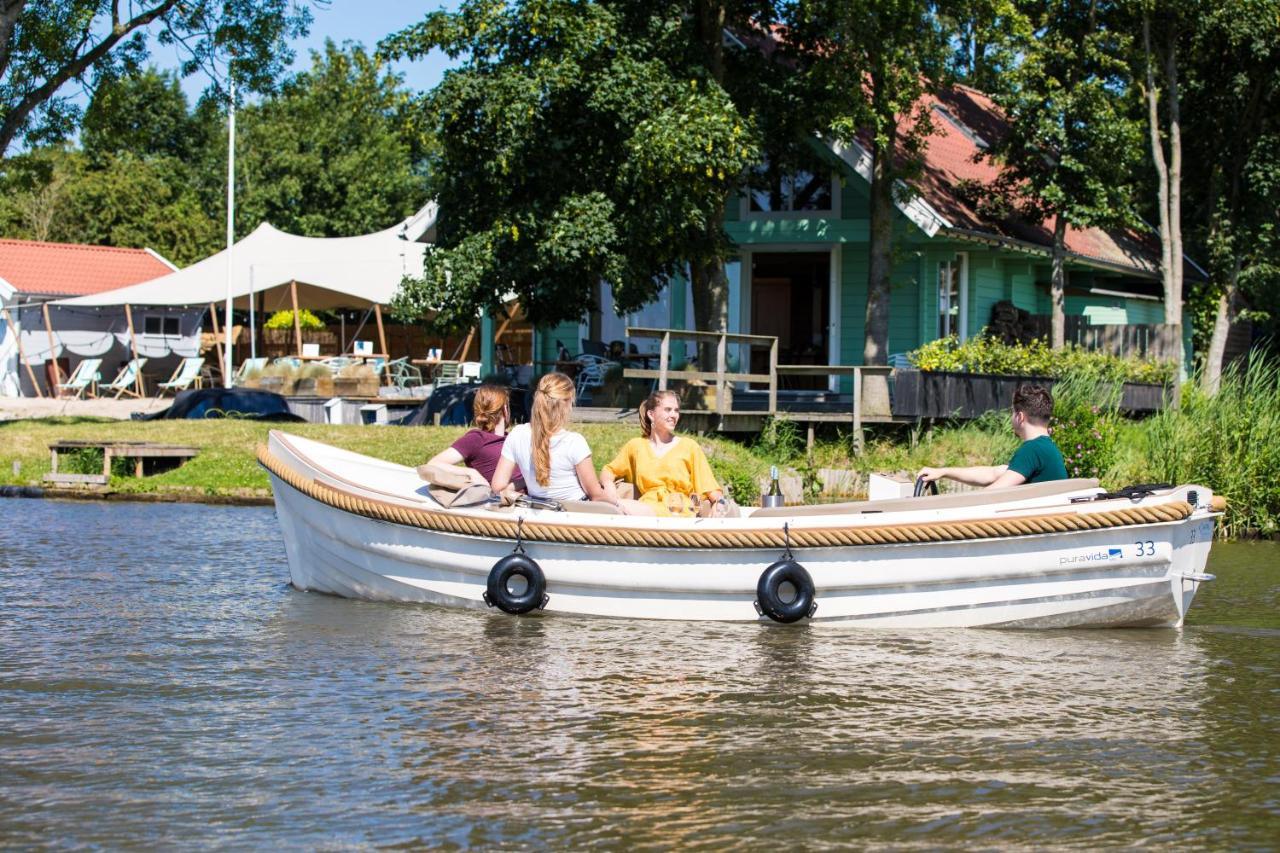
[514,84,1194,384]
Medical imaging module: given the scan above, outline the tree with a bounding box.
[1180,0,1280,391]
[380,0,764,342]
[0,0,312,157]
[81,67,197,162]
[984,0,1141,349]
[787,0,951,395]
[233,41,429,238]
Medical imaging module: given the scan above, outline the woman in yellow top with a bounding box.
[600,390,723,517]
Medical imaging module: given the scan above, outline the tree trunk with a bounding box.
[1049,217,1067,349]
[689,242,729,371]
[1165,31,1184,376]
[1202,259,1241,396]
[861,111,896,417]
[1143,16,1175,326]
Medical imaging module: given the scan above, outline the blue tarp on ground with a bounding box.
[135,388,305,421]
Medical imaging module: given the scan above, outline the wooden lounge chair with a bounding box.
[103,358,148,399]
[55,358,103,399]
[157,357,205,396]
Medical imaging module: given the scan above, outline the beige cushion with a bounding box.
[562,500,624,515]
[417,463,487,490]
[427,482,494,508]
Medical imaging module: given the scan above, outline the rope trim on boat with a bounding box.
[258,446,1196,549]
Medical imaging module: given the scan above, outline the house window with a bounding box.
[749,162,834,213]
[143,315,180,337]
[938,257,965,339]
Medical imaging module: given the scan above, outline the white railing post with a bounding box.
[768,338,778,415]
[716,332,727,414]
[853,366,864,455]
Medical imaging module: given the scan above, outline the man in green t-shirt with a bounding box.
[917,384,1068,489]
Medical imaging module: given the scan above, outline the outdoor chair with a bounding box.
[320,356,359,372]
[55,358,103,399]
[574,354,618,403]
[157,357,206,396]
[233,357,269,385]
[103,357,148,399]
[385,357,423,389]
[434,361,463,387]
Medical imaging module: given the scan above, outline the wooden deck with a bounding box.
[616,327,906,450]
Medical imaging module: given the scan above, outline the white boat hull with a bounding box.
[264,432,1220,629]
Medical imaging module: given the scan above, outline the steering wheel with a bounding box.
[913,476,939,498]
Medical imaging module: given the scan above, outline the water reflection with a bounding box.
[0,501,1276,847]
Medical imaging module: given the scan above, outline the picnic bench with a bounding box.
[45,440,199,486]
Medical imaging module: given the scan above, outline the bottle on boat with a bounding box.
[762,465,784,508]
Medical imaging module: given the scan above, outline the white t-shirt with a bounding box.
[500,423,592,501]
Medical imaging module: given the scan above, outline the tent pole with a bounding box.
[223,77,236,389]
[374,303,389,384]
[459,325,477,362]
[290,280,302,357]
[208,302,225,383]
[2,306,43,398]
[124,303,141,397]
[41,301,61,393]
[248,265,256,360]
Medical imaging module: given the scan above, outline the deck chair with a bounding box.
[157,357,205,396]
[55,358,103,399]
[103,358,148,399]
[233,357,268,385]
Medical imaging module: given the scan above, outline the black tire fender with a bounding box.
[755,559,817,623]
[484,553,548,615]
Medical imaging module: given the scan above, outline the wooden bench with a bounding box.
[45,440,199,486]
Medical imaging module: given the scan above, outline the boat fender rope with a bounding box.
[483,518,548,615]
[755,524,817,624]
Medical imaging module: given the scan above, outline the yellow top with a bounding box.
[602,436,721,517]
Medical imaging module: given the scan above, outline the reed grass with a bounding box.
[1133,353,1280,538]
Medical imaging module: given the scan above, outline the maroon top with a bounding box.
[451,428,522,487]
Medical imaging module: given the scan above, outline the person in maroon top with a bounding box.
[426,384,524,490]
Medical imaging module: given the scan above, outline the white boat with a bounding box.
[261,430,1222,629]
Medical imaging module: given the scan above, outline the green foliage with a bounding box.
[909,334,1177,384]
[0,0,313,155]
[381,0,761,330]
[754,416,803,462]
[1050,373,1120,481]
[1138,354,1280,538]
[981,1,1141,246]
[234,41,429,238]
[264,309,325,330]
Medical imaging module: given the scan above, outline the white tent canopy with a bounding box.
[55,205,435,312]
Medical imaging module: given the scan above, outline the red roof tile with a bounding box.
[0,238,175,297]
[907,85,1165,276]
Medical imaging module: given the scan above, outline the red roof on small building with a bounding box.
[0,238,176,297]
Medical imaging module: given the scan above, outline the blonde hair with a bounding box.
[531,372,575,487]
[472,384,509,432]
[638,389,679,439]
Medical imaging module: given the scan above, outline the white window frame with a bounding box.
[937,252,969,341]
[741,167,841,221]
[142,313,181,338]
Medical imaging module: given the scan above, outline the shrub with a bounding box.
[909,333,1176,384]
[1050,403,1117,480]
[264,309,326,331]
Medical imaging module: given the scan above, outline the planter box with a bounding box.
[892,369,1169,419]
[292,376,335,398]
[333,376,379,397]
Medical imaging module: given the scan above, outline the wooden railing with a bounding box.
[622,327,895,449]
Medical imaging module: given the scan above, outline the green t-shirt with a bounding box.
[1007,435,1069,483]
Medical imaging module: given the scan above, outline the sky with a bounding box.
[161,0,465,103]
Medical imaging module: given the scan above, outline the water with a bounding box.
[1,500,1277,848]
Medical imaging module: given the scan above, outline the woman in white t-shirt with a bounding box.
[492,372,608,503]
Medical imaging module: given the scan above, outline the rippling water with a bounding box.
[2,500,1277,847]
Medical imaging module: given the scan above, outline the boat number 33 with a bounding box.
[1134,540,1156,556]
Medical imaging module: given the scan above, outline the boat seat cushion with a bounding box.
[562,500,624,516]
[751,477,1101,517]
[417,463,487,490]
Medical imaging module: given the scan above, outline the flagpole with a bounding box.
[224,76,236,388]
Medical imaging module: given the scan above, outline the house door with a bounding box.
[750,252,831,390]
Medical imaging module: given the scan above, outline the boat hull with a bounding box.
[269,467,1218,629]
